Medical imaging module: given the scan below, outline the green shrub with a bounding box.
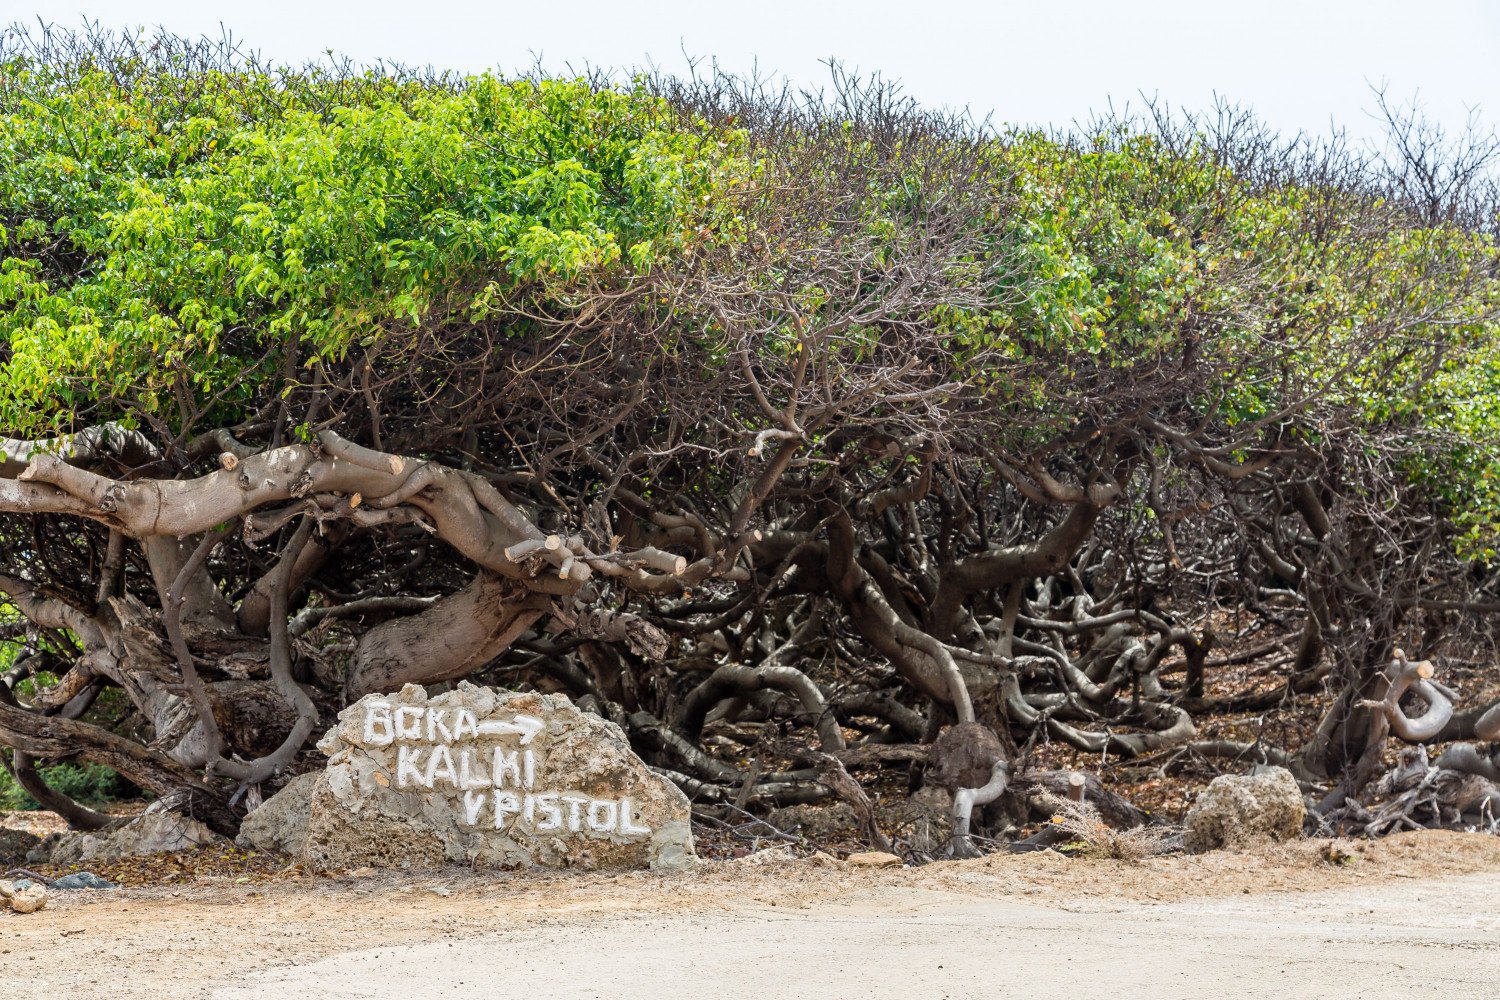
[0,761,129,811]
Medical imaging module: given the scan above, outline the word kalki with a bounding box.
[358,702,652,837]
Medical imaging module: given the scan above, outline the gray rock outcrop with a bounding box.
[299,683,695,871]
[49,872,115,890]
[236,771,319,856]
[28,802,224,865]
[1183,766,1306,852]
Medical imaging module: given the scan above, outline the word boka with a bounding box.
[360,702,652,837]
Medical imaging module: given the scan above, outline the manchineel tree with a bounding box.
[1,24,1499,852]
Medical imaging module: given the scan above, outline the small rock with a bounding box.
[846,851,903,869]
[347,866,376,878]
[51,872,116,891]
[732,846,797,865]
[1183,766,1306,853]
[807,851,844,868]
[9,885,46,914]
[428,885,451,897]
[1319,841,1358,866]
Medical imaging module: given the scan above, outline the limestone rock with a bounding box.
[236,771,320,855]
[1184,766,1306,853]
[732,846,798,865]
[846,850,903,869]
[28,804,224,865]
[4,882,46,913]
[301,683,695,872]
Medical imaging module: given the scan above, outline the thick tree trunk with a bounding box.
[345,573,552,698]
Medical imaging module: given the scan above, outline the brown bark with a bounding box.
[345,572,552,698]
[0,700,238,836]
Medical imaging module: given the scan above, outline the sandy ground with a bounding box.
[4,830,1499,999]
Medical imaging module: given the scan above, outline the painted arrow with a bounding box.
[475,714,545,745]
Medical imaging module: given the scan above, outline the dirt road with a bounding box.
[210,874,1500,1000]
[5,831,1499,999]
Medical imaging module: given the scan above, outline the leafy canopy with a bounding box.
[0,53,743,435]
[1,34,1497,547]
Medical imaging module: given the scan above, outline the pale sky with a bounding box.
[7,1,1499,143]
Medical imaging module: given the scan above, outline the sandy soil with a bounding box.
[3,830,1499,999]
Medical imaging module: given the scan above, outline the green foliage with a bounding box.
[0,759,130,810]
[952,129,1500,546]
[1,30,1497,552]
[987,131,1496,407]
[0,52,746,436]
